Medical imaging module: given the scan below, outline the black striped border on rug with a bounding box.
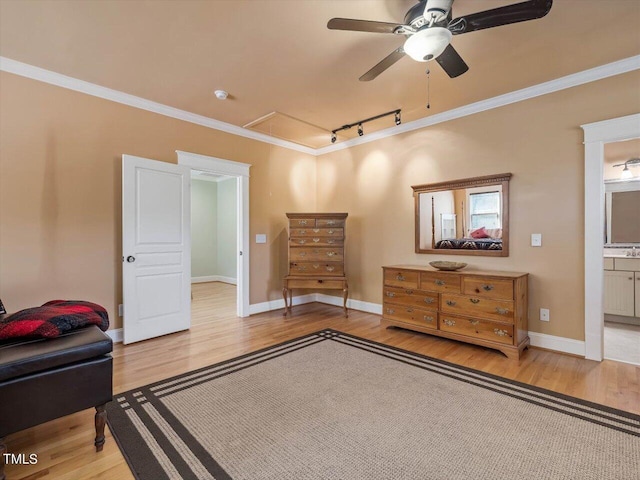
[107,329,639,480]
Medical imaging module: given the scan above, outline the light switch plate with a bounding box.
[255,234,267,244]
[531,233,542,247]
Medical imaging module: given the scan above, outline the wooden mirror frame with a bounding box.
[412,173,511,257]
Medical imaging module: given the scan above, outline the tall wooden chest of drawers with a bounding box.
[283,213,348,316]
[382,265,529,359]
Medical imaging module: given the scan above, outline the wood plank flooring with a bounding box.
[5,282,640,479]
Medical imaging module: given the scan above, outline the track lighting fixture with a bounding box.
[330,109,401,144]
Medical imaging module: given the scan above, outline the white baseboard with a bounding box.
[315,293,382,315]
[249,294,317,315]
[106,328,123,344]
[192,275,237,285]
[528,331,585,357]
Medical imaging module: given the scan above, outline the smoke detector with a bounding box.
[214,90,228,100]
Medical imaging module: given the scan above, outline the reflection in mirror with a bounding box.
[604,138,640,246]
[413,173,511,257]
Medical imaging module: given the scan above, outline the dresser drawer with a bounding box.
[383,303,437,329]
[290,228,344,238]
[384,269,419,289]
[286,278,345,289]
[290,237,344,247]
[316,218,345,228]
[441,294,514,323]
[419,272,461,294]
[289,218,316,227]
[439,313,514,345]
[462,277,514,300]
[290,262,344,276]
[290,247,343,262]
[383,286,438,310]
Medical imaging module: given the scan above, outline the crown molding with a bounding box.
[0,56,316,156]
[316,55,640,155]
[2,55,638,157]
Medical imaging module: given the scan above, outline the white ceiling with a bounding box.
[1,0,639,148]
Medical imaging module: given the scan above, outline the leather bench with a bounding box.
[0,325,113,480]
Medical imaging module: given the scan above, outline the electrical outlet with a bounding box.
[118,304,123,317]
[540,308,550,322]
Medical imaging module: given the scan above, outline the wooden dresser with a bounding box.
[382,265,529,359]
[283,213,348,317]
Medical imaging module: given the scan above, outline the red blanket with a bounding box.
[0,300,109,340]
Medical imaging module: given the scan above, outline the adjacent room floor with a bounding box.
[191,281,236,325]
[604,321,640,366]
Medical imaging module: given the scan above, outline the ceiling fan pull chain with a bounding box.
[426,68,431,109]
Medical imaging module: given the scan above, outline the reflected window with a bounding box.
[469,191,501,230]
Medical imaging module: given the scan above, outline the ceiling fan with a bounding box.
[327,0,553,81]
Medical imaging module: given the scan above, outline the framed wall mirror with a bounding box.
[412,173,511,257]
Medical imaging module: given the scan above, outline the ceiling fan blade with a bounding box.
[448,0,552,35]
[359,47,406,82]
[435,44,469,78]
[328,18,404,34]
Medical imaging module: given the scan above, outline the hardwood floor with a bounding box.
[5,288,640,479]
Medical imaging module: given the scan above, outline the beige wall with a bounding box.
[316,71,640,341]
[0,72,317,329]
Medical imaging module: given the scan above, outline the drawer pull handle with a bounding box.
[326,266,335,272]
[424,316,434,323]
[313,238,320,243]
[482,285,494,291]
[495,307,510,315]
[385,291,396,297]
[297,266,307,271]
[406,308,414,313]
[424,298,435,304]
[328,240,335,244]
[328,229,335,234]
[406,290,414,295]
[435,279,445,286]
[396,274,405,281]
[469,320,480,326]
[386,308,395,315]
[313,229,320,233]
[494,328,510,337]
[313,264,320,269]
[299,220,308,225]
[298,240,306,244]
[443,319,456,326]
[327,220,336,226]
[446,300,457,306]
[299,252,306,257]
[327,251,336,257]
[470,298,480,304]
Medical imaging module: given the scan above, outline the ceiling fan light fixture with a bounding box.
[403,27,452,62]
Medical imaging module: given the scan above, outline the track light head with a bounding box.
[395,111,401,125]
[331,132,337,144]
[357,124,364,136]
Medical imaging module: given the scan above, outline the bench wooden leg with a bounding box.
[0,436,6,480]
[94,404,107,452]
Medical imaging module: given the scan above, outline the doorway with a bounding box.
[191,170,238,323]
[177,150,251,318]
[582,113,640,361]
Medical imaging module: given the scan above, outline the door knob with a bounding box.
[126,256,136,263]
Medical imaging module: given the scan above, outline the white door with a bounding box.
[122,154,191,344]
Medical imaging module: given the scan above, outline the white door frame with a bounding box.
[581,113,640,361]
[177,150,251,317]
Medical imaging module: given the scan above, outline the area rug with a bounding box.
[107,329,640,480]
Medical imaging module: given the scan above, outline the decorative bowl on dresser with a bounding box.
[283,213,349,317]
[381,265,529,359]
